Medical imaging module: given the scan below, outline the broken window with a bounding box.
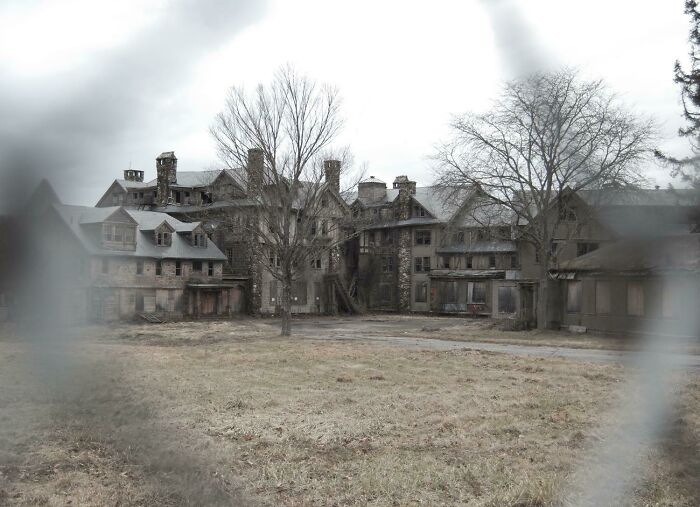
[471,282,487,304]
[498,286,517,313]
[489,254,496,268]
[415,230,431,245]
[595,281,611,315]
[414,256,431,272]
[193,261,202,272]
[381,229,393,245]
[627,281,644,317]
[567,281,582,313]
[381,255,394,272]
[441,255,451,269]
[415,282,428,303]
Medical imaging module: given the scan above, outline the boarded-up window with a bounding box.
[415,282,428,303]
[446,281,458,303]
[567,281,582,313]
[292,282,307,305]
[498,286,517,313]
[627,281,644,316]
[595,281,611,315]
[471,282,487,304]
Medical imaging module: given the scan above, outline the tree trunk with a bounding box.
[280,277,292,336]
[535,249,560,330]
[536,245,550,330]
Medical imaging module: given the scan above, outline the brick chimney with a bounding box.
[156,151,177,206]
[123,169,144,182]
[246,148,264,196]
[323,160,341,193]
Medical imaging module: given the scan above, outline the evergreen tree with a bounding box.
[656,0,700,219]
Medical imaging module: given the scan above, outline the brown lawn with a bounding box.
[0,319,698,506]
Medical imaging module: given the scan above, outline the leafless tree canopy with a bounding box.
[210,66,352,335]
[436,69,655,254]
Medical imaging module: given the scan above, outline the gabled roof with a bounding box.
[52,204,225,260]
[578,188,699,207]
[553,234,700,274]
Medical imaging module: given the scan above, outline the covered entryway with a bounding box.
[186,283,242,318]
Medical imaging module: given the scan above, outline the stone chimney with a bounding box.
[393,176,416,221]
[246,148,264,196]
[156,151,177,206]
[123,169,144,182]
[323,160,341,193]
[393,175,416,195]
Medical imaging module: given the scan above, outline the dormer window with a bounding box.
[413,205,426,218]
[102,222,136,250]
[193,233,207,247]
[156,231,171,246]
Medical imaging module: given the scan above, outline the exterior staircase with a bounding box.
[324,273,362,315]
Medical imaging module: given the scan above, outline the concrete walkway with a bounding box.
[322,333,700,369]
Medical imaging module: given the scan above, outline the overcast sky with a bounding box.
[0,0,693,206]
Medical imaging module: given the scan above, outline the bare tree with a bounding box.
[210,66,358,336]
[435,69,655,328]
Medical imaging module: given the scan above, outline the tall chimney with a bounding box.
[393,175,416,195]
[393,176,416,220]
[156,151,177,206]
[246,148,264,196]
[323,159,341,193]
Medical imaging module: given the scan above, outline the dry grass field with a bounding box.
[0,318,698,506]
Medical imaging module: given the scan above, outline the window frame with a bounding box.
[415,229,432,245]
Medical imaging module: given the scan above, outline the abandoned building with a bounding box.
[551,234,700,338]
[87,149,699,333]
[345,176,699,331]
[96,150,351,316]
[6,183,238,324]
